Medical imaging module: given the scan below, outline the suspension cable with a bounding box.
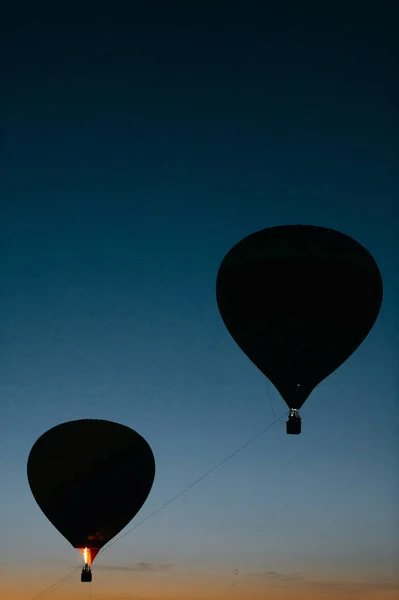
[100,412,286,555]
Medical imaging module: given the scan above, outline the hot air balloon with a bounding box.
[216,225,383,434]
[27,419,155,582]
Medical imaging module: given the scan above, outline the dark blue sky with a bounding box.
[1,3,397,599]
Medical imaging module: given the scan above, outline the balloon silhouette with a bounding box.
[27,419,155,580]
[216,225,383,434]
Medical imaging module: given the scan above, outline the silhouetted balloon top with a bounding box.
[27,419,155,553]
[216,225,383,411]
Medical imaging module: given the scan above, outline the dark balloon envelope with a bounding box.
[216,225,383,431]
[27,419,155,564]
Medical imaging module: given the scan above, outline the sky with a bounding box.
[1,2,398,599]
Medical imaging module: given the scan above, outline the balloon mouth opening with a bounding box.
[289,408,300,418]
[78,547,100,565]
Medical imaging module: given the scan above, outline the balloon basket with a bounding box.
[286,410,301,435]
[81,564,92,583]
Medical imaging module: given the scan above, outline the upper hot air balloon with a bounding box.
[216,225,383,434]
[27,419,155,582]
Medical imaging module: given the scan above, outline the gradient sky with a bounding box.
[1,3,398,599]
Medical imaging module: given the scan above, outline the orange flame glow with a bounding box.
[79,547,92,565]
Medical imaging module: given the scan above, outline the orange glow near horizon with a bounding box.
[1,566,397,600]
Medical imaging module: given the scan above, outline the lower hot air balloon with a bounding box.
[216,225,383,434]
[27,419,155,582]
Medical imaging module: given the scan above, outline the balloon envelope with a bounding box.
[27,419,155,558]
[216,225,383,409]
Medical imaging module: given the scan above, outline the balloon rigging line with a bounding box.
[266,381,286,425]
[29,566,81,599]
[100,412,286,555]
[28,412,286,600]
